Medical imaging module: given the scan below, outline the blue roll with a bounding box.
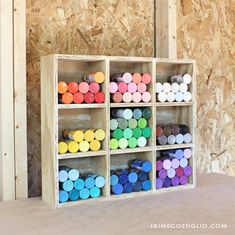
[94,176,105,188]
[74,178,85,190]
[128,171,138,183]
[84,177,95,189]
[163,177,172,187]
[110,174,119,186]
[59,190,69,203]
[142,180,152,191]
[80,188,90,200]
[59,166,79,181]
[112,183,124,195]
[123,182,133,193]
[133,181,142,192]
[60,180,74,192]
[133,108,142,120]
[69,189,79,201]
[118,172,128,185]
[138,171,148,182]
[59,170,68,183]
[130,160,152,173]
[90,187,101,198]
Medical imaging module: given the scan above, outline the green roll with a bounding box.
[133,128,142,139]
[123,128,133,139]
[142,127,152,138]
[109,138,119,150]
[128,137,138,148]
[118,118,128,130]
[118,138,128,149]
[128,118,138,129]
[137,136,147,147]
[112,128,123,140]
[142,108,151,119]
[138,118,147,129]
[110,119,118,131]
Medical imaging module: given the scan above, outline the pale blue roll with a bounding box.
[95,176,105,188]
[59,190,69,203]
[59,170,68,183]
[123,109,133,120]
[68,169,79,181]
[60,180,74,192]
[84,177,95,189]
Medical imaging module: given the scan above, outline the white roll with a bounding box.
[158,92,167,102]
[184,133,192,143]
[167,135,176,145]
[183,91,192,102]
[155,82,163,93]
[175,134,184,144]
[179,83,188,93]
[175,92,184,102]
[171,74,192,84]
[162,82,171,93]
[167,92,175,102]
[171,83,180,93]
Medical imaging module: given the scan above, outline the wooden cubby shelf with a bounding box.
[41,54,196,208]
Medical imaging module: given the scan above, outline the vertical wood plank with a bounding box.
[0,0,15,200]
[13,0,28,199]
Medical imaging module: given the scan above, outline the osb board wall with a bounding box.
[178,0,235,174]
[26,0,154,196]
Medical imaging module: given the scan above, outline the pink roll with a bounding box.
[142,92,151,102]
[128,82,137,93]
[132,92,142,103]
[79,82,89,94]
[137,83,147,93]
[89,82,100,93]
[122,92,133,103]
[112,92,123,103]
[118,82,128,93]
[109,82,118,94]
[141,73,151,84]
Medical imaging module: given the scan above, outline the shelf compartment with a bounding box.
[155,102,193,107]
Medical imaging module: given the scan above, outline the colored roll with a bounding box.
[94,91,105,103]
[66,140,79,153]
[132,92,142,103]
[142,180,151,191]
[123,182,134,193]
[73,92,84,104]
[112,183,124,195]
[109,138,119,150]
[94,129,106,141]
[142,91,151,102]
[89,139,101,151]
[58,81,68,94]
[74,178,85,190]
[59,190,69,203]
[141,73,151,84]
[58,141,68,154]
[112,92,123,103]
[79,188,90,200]
[132,73,142,84]
[78,82,89,94]
[69,189,79,201]
[171,74,192,84]
[79,141,90,152]
[137,83,147,93]
[130,160,152,172]
[60,92,73,104]
[122,92,133,103]
[60,180,73,192]
[90,187,101,198]
[109,82,118,93]
[156,178,163,189]
[128,82,137,93]
[68,82,79,94]
[89,82,100,93]
[84,92,95,103]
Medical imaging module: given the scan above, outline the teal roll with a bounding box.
[123,128,133,139]
[142,108,151,119]
[59,190,69,203]
[137,136,147,147]
[90,187,101,198]
[80,188,90,200]
[74,178,85,190]
[69,189,79,201]
[60,180,74,192]
[84,177,95,189]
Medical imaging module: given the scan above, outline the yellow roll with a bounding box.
[94,129,106,141]
[84,129,95,142]
[66,140,79,153]
[94,72,105,84]
[63,130,84,143]
[90,140,101,151]
[58,141,68,154]
[79,141,90,152]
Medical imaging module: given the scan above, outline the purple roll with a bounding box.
[184,165,192,176]
[156,160,163,171]
[163,159,171,170]
[157,135,168,145]
[163,177,172,187]
[167,168,176,178]
[175,149,184,159]
[156,178,163,189]
[184,148,192,159]
[179,158,188,168]
[171,158,180,169]
[179,175,188,185]
[172,176,180,186]
[158,169,167,179]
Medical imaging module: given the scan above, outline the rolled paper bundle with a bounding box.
[109,82,118,94]
[94,129,106,141]
[156,126,164,137]
[123,128,133,139]
[179,158,188,168]
[175,134,184,144]
[112,183,124,195]
[89,82,100,93]
[94,91,105,103]
[122,72,132,83]
[167,135,176,145]
[118,171,128,185]
[89,175,105,188]
[171,158,180,169]
[59,170,68,183]
[158,92,167,102]
[171,74,192,84]
[112,92,123,103]
[84,129,95,142]
[79,141,90,152]
[132,92,142,103]
[138,171,148,182]
[118,82,128,93]
[90,187,101,198]
[118,138,128,149]
[58,141,68,154]
[113,128,124,140]
[184,133,192,143]
[162,82,171,93]
[171,124,180,135]
[84,176,95,189]
[109,139,119,150]
[63,130,84,142]
[133,128,142,139]
[133,181,142,192]
[167,92,175,102]
[58,81,68,94]
[122,92,133,103]
[110,174,119,186]
[175,149,184,159]
[163,177,172,187]
[155,82,163,93]
[179,124,189,135]
[142,91,151,102]
[68,82,79,94]
[179,83,188,93]
[60,180,74,192]
[69,189,79,201]
[128,82,137,93]
[141,73,151,84]
[123,182,134,193]
[60,92,73,104]
[183,91,192,102]
[59,190,69,203]
[184,165,192,176]
[137,118,147,129]
[179,175,188,185]
[142,127,152,138]
[118,118,128,130]
[163,159,172,170]
[73,92,84,104]
[66,140,79,153]
[142,180,152,191]
[123,109,133,120]
[156,178,163,189]
[157,135,168,145]
[156,160,163,171]
[110,119,118,131]
[74,178,85,190]
[128,137,138,148]
[175,92,184,102]
[176,167,184,177]
[79,188,90,199]
[167,168,176,178]
[128,118,138,129]
[137,136,147,147]
[133,108,142,120]
[184,148,192,159]
[85,72,105,84]
[142,108,151,119]
[158,169,167,179]
[78,82,89,94]
[171,176,180,186]
[130,160,152,172]
[89,139,101,151]
[84,92,95,103]
[61,167,79,181]
[171,83,180,93]
[137,82,147,93]
[132,73,142,84]
[163,125,172,137]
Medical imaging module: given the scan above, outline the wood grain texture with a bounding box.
[177,0,235,174]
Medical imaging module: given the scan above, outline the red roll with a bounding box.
[95,92,105,103]
[67,82,79,94]
[73,92,84,104]
[84,92,95,103]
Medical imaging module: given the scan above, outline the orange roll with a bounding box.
[132,73,142,84]
[58,81,68,94]
[67,82,79,94]
[60,92,73,104]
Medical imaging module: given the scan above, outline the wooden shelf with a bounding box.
[110,147,153,155]
[155,102,193,107]
[156,143,194,151]
[58,104,106,109]
[110,102,152,108]
[154,184,195,193]
[58,151,107,160]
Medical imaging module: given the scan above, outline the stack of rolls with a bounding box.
[109,72,152,103]
[58,128,106,154]
[156,73,192,102]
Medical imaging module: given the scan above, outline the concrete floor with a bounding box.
[0,174,234,235]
